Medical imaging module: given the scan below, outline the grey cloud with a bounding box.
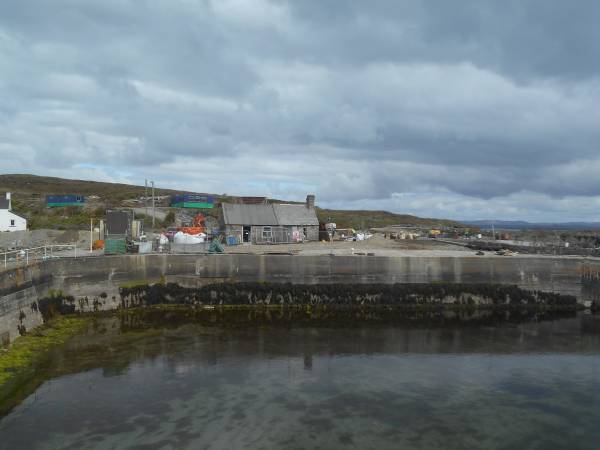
[284,0,600,81]
[1,0,600,221]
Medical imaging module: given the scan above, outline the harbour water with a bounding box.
[1,314,600,449]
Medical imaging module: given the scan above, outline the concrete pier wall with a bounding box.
[1,254,600,343]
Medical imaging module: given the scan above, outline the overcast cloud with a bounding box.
[1,0,600,221]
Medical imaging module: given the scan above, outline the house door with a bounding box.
[243,226,251,243]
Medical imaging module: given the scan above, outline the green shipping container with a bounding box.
[104,238,127,255]
[170,201,214,209]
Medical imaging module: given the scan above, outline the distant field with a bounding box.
[0,174,466,230]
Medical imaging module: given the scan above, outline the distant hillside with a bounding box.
[464,220,600,231]
[0,174,466,230]
[0,174,206,229]
[316,208,464,230]
[0,174,185,202]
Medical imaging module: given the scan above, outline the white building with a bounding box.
[0,193,27,232]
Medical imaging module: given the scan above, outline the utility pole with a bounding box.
[145,179,148,218]
[151,180,155,228]
[90,218,93,253]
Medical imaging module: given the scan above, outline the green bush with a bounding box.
[163,211,175,226]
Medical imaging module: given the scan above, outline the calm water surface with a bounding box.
[1,315,600,449]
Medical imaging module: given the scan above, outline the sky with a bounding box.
[1,0,600,222]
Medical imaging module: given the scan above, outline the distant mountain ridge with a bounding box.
[464,220,600,230]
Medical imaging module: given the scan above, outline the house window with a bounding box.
[10,219,15,227]
[262,226,272,241]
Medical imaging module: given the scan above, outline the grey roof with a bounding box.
[222,203,318,226]
[273,204,319,226]
[222,203,278,226]
[0,198,8,210]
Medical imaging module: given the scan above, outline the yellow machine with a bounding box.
[429,229,442,238]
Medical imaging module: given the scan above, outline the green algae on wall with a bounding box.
[0,316,88,416]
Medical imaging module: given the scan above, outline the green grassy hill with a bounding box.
[0,174,466,230]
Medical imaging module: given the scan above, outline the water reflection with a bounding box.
[1,315,600,450]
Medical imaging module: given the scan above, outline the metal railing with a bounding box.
[1,244,78,270]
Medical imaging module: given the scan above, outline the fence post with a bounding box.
[74,244,77,258]
[4,253,6,268]
[44,245,47,260]
[26,250,28,266]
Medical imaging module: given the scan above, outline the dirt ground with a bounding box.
[223,234,474,256]
[220,235,590,258]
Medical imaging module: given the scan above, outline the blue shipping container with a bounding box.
[170,194,214,208]
[46,195,86,207]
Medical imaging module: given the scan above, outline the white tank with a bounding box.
[173,231,206,244]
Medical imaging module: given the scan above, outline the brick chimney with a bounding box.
[306,194,315,209]
[6,192,11,210]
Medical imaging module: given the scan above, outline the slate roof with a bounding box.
[222,203,278,226]
[0,198,8,210]
[222,203,318,226]
[273,204,319,226]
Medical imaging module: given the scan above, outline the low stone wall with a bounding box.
[2,253,600,343]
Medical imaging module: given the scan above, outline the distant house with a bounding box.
[0,193,27,232]
[171,194,214,209]
[46,194,86,207]
[222,195,318,244]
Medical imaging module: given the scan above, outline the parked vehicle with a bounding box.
[164,227,179,241]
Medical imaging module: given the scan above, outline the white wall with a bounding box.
[0,209,27,232]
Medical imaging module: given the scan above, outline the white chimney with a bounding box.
[6,192,11,210]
